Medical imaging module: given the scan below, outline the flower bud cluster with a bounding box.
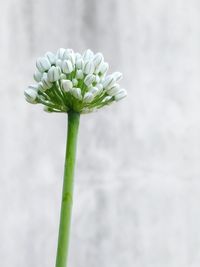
[24,48,127,113]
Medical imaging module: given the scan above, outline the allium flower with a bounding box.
[24,48,127,267]
[24,48,127,114]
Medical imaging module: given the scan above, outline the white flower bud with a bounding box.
[102,75,116,89]
[56,59,62,68]
[112,72,123,82]
[42,74,53,89]
[45,51,56,64]
[38,82,46,92]
[28,84,39,92]
[93,53,104,67]
[83,61,95,75]
[82,49,94,60]
[72,79,78,86]
[89,87,100,96]
[66,52,76,65]
[70,88,82,100]
[36,57,51,72]
[99,62,109,75]
[106,84,120,96]
[56,48,66,60]
[76,59,84,69]
[84,74,95,86]
[47,66,61,82]
[114,89,127,101]
[76,69,84,80]
[83,92,94,103]
[62,60,74,74]
[33,71,43,82]
[62,80,73,92]
[24,88,38,103]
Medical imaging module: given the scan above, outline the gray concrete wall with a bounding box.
[0,0,200,266]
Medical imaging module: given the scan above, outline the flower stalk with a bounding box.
[55,111,80,267]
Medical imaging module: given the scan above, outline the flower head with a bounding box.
[24,48,127,113]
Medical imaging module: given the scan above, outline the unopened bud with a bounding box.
[28,84,39,91]
[89,86,100,96]
[99,62,109,75]
[62,60,74,74]
[70,88,82,100]
[62,80,73,92]
[37,82,46,92]
[42,74,53,89]
[83,92,94,103]
[114,89,127,101]
[45,51,56,64]
[24,88,38,103]
[93,53,104,67]
[106,84,120,96]
[84,74,95,86]
[112,72,123,82]
[102,75,115,89]
[36,57,51,72]
[33,71,43,82]
[67,52,76,65]
[83,61,95,75]
[47,66,61,82]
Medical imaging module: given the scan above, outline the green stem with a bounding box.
[55,111,80,267]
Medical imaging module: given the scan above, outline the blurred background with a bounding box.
[0,0,200,266]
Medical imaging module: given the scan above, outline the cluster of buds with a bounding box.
[24,48,127,113]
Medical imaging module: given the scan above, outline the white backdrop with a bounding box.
[0,0,200,266]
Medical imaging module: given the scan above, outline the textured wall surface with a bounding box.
[0,0,200,266]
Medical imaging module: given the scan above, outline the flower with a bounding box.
[24,48,127,113]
